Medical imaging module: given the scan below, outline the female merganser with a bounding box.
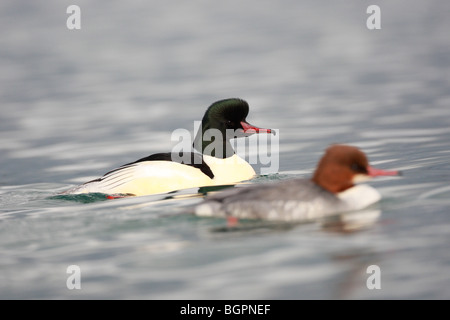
[62,98,272,197]
[195,145,400,222]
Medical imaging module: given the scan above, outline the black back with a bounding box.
[125,152,214,179]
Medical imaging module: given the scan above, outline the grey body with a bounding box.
[195,178,354,222]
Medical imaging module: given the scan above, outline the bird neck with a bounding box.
[193,125,234,159]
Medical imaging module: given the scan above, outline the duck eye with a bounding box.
[351,163,367,173]
[225,120,233,128]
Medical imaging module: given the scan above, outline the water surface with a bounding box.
[1,0,450,299]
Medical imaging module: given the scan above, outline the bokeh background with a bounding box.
[1,0,449,299]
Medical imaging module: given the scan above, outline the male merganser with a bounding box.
[62,98,272,197]
[195,145,400,222]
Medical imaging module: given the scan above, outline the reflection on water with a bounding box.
[209,209,381,235]
[321,210,381,234]
[1,0,450,299]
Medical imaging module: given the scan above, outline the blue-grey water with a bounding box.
[1,0,450,299]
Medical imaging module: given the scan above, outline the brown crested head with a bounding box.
[311,145,370,193]
[311,144,400,193]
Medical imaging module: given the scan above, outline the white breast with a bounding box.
[337,184,381,211]
[203,154,256,185]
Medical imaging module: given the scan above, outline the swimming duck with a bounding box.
[195,144,400,221]
[62,98,272,197]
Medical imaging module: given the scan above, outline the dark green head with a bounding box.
[193,98,271,158]
[202,98,250,134]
